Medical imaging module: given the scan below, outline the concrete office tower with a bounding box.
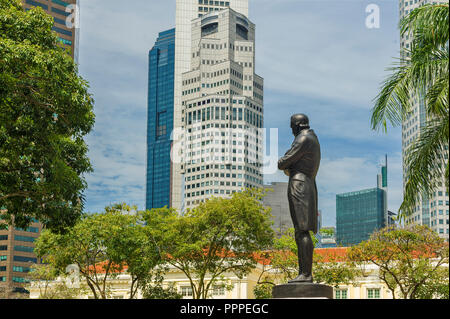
[180,8,264,209]
[22,0,79,62]
[336,161,389,246]
[146,29,176,210]
[173,0,249,211]
[0,220,43,297]
[399,0,449,241]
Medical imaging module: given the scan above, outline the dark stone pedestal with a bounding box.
[272,283,333,299]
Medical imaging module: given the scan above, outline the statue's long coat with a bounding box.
[278,129,321,234]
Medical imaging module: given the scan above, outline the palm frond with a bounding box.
[399,112,449,219]
[371,62,413,132]
[409,47,449,92]
[426,73,449,118]
[400,4,449,49]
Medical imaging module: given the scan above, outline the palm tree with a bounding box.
[371,3,449,220]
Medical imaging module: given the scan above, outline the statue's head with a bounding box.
[290,114,310,136]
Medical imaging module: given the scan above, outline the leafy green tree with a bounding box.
[414,266,449,299]
[0,0,95,232]
[253,282,273,300]
[371,3,449,219]
[34,204,161,299]
[348,226,449,299]
[143,189,275,299]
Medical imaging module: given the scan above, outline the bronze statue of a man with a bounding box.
[278,114,321,283]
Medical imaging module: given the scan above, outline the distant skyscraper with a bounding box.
[0,220,43,297]
[263,182,323,237]
[399,0,449,241]
[336,159,389,246]
[172,0,249,211]
[22,0,79,62]
[263,183,293,233]
[336,188,386,246]
[146,29,176,210]
[180,8,264,210]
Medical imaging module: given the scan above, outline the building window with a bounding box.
[52,26,73,37]
[156,111,167,138]
[13,256,37,263]
[0,245,7,251]
[25,0,48,10]
[51,6,71,17]
[58,37,72,46]
[367,288,381,299]
[52,0,70,7]
[14,245,35,253]
[335,289,348,299]
[12,276,30,283]
[212,285,225,296]
[13,266,31,273]
[14,235,36,243]
[0,256,6,261]
[0,235,7,241]
[15,226,39,233]
[180,286,193,297]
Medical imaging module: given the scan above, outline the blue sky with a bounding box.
[78,0,403,227]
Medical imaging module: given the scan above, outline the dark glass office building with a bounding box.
[146,29,175,210]
[336,188,386,246]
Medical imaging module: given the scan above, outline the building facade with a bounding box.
[146,29,176,210]
[0,220,43,296]
[21,0,79,62]
[180,8,264,209]
[336,159,390,246]
[28,247,439,299]
[336,188,387,246]
[263,183,293,233]
[399,0,449,241]
[171,0,250,211]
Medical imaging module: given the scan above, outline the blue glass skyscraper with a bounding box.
[146,29,175,210]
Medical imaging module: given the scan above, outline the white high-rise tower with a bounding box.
[172,0,250,210]
[399,0,449,241]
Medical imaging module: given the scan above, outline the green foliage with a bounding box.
[34,204,161,299]
[253,282,273,299]
[348,225,449,299]
[414,266,449,299]
[142,189,275,299]
[370,4,449,219]
[0,0,95,232]
[140,270,182,300]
